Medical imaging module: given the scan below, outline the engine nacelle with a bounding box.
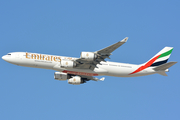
[68,76,85,85]
[54,72,70,80]
[60,60,76,68]
[80,52,97,61]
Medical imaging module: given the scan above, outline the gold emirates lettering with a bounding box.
[26,53,61,62]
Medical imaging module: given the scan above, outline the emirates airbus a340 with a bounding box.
[2,37,177,85]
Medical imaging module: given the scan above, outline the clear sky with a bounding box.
[0,0,180,120]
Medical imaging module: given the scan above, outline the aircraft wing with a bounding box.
[95,37,128,56]
[75,37,128,70]
[79,75,105,81]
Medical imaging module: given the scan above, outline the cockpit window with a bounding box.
[7,54,11,55]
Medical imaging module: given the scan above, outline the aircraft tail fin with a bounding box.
[129,47,176,75]
[143,47,174,67]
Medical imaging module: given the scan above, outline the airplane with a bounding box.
[2,37,177,85]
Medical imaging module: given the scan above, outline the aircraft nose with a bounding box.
[2,54,14,64]
[2,55,5,60]
[2,55,8,61]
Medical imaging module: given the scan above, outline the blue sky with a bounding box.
[0,0,180,120]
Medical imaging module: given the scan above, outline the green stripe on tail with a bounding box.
[158,48,173,59]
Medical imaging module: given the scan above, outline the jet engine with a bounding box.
[68,76,86,85]
[60,60,76,68]
[54,72,70,80]
[80,52,97,61]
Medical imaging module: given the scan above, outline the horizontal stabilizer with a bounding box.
[154,62,177,71]
[157,71,168,76]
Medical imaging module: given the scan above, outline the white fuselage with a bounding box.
[2,52,157,77]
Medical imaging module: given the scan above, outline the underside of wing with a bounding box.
[78,75,105,81]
